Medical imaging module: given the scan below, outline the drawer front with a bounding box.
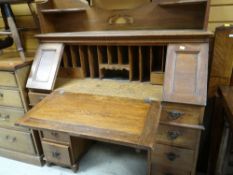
[0,89,23,108]
[42,141,71,166]
[0,107,25,129]
[42,130,70,144]
[152,164,190,175]
[161,103,204,125]
[157,124,199,149]
[152,144,194,171]
[28,91,48,106]
[0,128,35,155]
[0,71,17,87]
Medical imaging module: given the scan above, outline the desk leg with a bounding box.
[147,150,152,175]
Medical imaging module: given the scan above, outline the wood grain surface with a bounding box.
[17,91,161,150]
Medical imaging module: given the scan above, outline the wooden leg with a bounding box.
[46,162,53,167]
[71,163,79,173]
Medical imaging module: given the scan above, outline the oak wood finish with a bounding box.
[18,92,161,150]
[163,43,209,106]
[42,141,72,166]
[152,144,195,172]
[41,130,70,144]
[20,0,211,173]
[160,103,205,125]
[153,164,190,175]
[36,0,208,33]
[208,26,233,97]
[157,124,200,149]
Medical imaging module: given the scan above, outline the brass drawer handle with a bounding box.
[0,114,10,121]
[167,111,184,120]
[0,92,4,98]
[52,151,60,159]
[167,131,181,140]
[166,152,179,161]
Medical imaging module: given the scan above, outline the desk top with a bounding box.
[220,86,233,126]
[17,91,160,150]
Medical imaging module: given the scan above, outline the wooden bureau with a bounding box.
[0,54,43,165]
[17,0,212,174]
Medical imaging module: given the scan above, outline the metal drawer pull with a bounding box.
[166,152,179,161]
[167,131,181,140]
[52,151,60,159]
[0,93,3,98]
[167,111,184,120]
[11,137,16,142]
[0,114,10,121]
[51,132,58,137]
[5,135,16,142]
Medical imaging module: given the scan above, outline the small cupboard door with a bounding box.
[163,43,209,106]
[26,43,64,91]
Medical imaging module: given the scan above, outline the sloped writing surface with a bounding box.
[163,43,209,106]
[26,43,64,91]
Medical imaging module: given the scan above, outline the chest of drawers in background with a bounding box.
[0,56,43,165]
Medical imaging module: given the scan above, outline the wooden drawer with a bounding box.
[0,127,35,155]
[161,103,204,125]
[152,164,190,175]
[0,71,17,87]
[152,144,194,172]
[0,106,25,129]
[28,91,48,106]
[41,130,70,144]
[42,141,72,166]
[157,124,200,149]
[0,89,23,108]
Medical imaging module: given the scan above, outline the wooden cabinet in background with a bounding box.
[0,55,43,165]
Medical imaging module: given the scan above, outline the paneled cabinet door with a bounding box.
[26,43,64,91]
[163,43,209,106]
